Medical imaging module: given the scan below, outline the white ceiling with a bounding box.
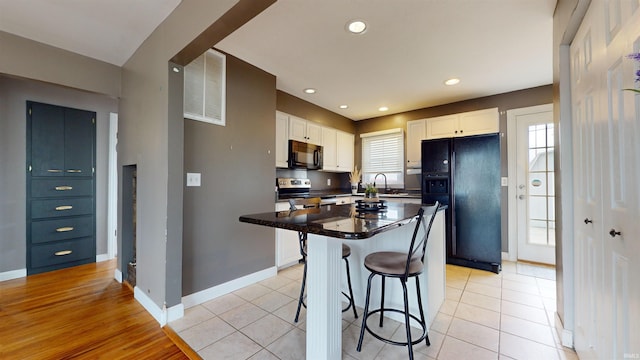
[0,0,557,121]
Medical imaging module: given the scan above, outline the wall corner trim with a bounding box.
[554,312,574,349]
[134,286,183,327]
[0,268,27,282]
[182,266,278,309]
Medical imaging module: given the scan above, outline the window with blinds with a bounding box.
[184,49,226,126]
[361,128,404,187]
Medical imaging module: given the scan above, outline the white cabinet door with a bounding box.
[288,115,322,145]
[458,108,499,136]
[306,122,323,145]
[336,130,354,172]
[402,198,422,204]
[275,202,302,268]
[288,115,308,142]
[426,114,458,139]
[275,111,289,168]
[425,109,498,140]
[406,119,426,167]
[322,127,338,171]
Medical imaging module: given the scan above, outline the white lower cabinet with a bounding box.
[275,202,302,268]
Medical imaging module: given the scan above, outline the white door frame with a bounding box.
[107,112,118,259]
[507,104,553,262]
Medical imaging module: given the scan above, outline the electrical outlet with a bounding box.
[186,173,201,187]
[327,178,331,186]
[501,177,508,186]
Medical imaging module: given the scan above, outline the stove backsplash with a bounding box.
[276,169,351,191]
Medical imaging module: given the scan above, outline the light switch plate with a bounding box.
[187,172,201,187]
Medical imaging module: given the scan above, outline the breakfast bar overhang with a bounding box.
[239,202,446,359]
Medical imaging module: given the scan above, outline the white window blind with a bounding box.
[361,129,404,187]
[184,49,226,126]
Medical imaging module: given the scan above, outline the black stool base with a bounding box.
[361,308,430,347]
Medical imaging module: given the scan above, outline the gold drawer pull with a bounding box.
[47,169,63,173]
[55,186,73,191]
[54,250,73,256]
[55,205,73,211]
[55,227,74,232]
[66,169,82,173]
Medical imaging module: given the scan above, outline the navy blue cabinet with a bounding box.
[26,101,96,275]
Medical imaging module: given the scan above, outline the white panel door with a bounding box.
[571,1,640,358]
[600,13,640,358]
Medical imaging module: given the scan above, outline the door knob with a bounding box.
[518,195,525,200]
[519,184,526,189]
[609,229,621,238]
[584,218,593,224]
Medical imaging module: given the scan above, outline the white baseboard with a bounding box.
[182,266,278,309]
[554,312,574,349]
[0,268,27,281]
[114,268,122,283]
[133,286,184,326]
[96,253,112,262]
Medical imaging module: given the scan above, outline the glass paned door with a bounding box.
[516,110,556,265]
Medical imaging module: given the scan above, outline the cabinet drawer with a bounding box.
[30,237,94,268]
[31,198,93,219]
[31,179,93,198]
[31,216,94,244]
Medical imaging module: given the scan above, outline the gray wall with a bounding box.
[117,0,250,308]
[0,75,117,272]
[182,54,276,295]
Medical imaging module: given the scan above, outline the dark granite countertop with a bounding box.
[240,202,440,239]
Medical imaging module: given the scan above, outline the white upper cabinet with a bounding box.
[321,127,354,173]
[425,114,460,139]
[426,108,499,139]
[336,130,354,172]
[289,115,322,145]
[275,111,289,168]
[406,119,427,168]
[276,111,354,172]
[457,108,500,136]
[406,108,499,169]
[322,127,337,170]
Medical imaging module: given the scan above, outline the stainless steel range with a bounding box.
[276,178,311,198]
[276,178,341,205]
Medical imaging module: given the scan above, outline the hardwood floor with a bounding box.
[0,259,192,359]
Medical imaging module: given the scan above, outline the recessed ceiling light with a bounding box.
[444,78,460,86]
[304,88,316,94]
[339,105,349,109]
[378,106,389,112]
[347,20,367,34]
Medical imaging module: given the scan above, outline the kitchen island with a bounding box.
[239,202,445,360]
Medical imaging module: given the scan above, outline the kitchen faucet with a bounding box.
[373,173,388,192]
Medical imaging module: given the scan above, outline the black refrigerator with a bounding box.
[421,134,501,273]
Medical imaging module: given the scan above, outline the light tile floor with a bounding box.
[169,262,579,360]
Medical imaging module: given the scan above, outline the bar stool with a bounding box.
[356,202,439,360]
[288,198,358,323]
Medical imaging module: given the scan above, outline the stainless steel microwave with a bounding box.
[288,140,323,170]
